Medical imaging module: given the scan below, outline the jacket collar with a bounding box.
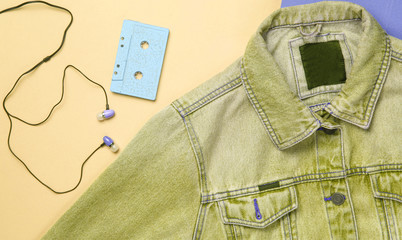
[241,1,391,150]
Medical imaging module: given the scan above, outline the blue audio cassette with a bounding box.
[110,20,169,100]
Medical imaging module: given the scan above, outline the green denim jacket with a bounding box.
[43,1,402,239]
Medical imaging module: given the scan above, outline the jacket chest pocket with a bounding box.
[370,172,402,239]
[217,186,298,240]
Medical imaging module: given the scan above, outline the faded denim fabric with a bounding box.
[42,1,402,239]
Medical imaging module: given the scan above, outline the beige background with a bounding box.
[0,0,281,239]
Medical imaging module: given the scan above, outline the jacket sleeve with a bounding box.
[41,105,201,239]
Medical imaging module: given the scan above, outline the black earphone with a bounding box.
[2,1,118,194]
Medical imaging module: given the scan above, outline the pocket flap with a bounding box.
[217,186,297,228]
[370,173,402,203]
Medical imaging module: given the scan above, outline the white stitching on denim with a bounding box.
[388,200,397,240]
[179,103,209,240]
[374,175,402,202]
[221,187,297,228]
[291,186,298,211]
[277,120,320,150]
[200,170,402,203]
[220,202,234,240]
[281,216,288,240]
[376,195,402,203]
[287,214,293,240]
[184,82,242,117]
[181,77,243,117]
[391,49,402,62]
[227,223,235,240]
[202,186,258,199]
[180,107,208,194]
[217,201,227,224]
[339,127,359,239]
[192,204,204,240]
[241,60,322,149]
[243,59,323,148]
[324,35,391,127]
[293,205,298,240]
[382,199,393,240]
[222,200,230,223]
[328,35,391,122]
[268,18,361,31]
[300,90,341,100]
[315,132,334,240]
[240,61,280,146]
[199,204,208,240]
[371,175,388,239]
[289,38,302,97]
[343,35,354,64]
[321,185,334,240]
[179,76,241,114]
[284,215,290,240]
[284,192,291,240]
[391,55,402,62]
[237,226,242,240]
[375,175,393,240]
[187,116,209,193]
[391,50,402,60]
[171,101,181,113]
[201,165,402,203]
[389,201,400,240]
[391,49,402,56]
[309,102,328,109]
[233,225,238,240]
[225,205,296,229]
[176,102,207,240]
[201,169,402,202]
[363,35,392,128]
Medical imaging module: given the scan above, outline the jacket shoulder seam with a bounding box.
[172,75,243,117]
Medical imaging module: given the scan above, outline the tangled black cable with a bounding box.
[2,1,110,194]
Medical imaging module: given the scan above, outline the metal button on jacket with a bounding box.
[331,193,346,206]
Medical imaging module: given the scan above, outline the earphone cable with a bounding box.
[1,1,110,194]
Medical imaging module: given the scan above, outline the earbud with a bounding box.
[97,109,115,121]
[103,136,119,152]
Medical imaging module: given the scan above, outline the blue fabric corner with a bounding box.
[281,0,402,39]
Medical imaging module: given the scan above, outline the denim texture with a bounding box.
[43,1,402,239]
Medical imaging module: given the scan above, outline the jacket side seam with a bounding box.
[170,103,207,239]
[184,115,209,240]
[171,102,208,194]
